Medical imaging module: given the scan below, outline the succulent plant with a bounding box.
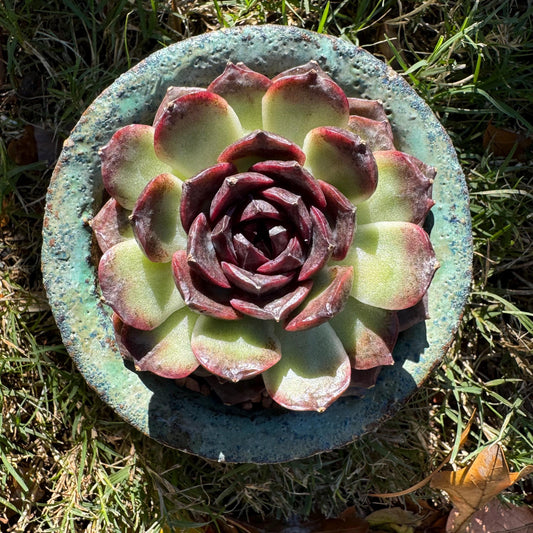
[91,61,438,412]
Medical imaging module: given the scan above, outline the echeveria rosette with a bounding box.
[92,60,438,412]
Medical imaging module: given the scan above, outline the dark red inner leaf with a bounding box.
[180,158,356,328]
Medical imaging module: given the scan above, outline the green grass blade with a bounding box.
[317,2,330,34]
[1,449,29,493]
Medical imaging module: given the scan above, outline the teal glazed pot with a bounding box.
[42,25,472,463]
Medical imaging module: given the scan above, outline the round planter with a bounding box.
[42,25,472,464]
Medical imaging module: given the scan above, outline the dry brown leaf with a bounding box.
[403,499,448,532]
[448,500,533,532]
[0,196,10,228]
[7,125,38,165]
[430,444,533,533]
[483,122,533,160]
[366,507,422,528]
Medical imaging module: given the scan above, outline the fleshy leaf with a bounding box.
[154,91,243,178]
[180,162,236,232]
[239,199,282,223]
[191,315,281,381]
[269,225,290,256]
[98,240,185,330]
[302,126,378,204]
[347,97,388,121]
[131,172,187,262]
[208,62,272,132]
[187,213,231,288]
[251,160,326,209]
[100,124,173,209]
[221,262,296,295]
[260,187,313,243]
[153,86,205,127]
[172,250,240,320]
[112,313,131,359]
[329,297,398,369]
[271,60,327,81]
[285,265,353,331]
[230,281,312,322]
[298,206,334,281]
[205,375,265,406]
[118,307,200,379]
[256,237,304,274]
[342,221,438,310]
[347,115,395,151]
[233,233,269,270]
[209,172,274,223]
[262,67,349,146]
[344,367,382,396]
[263,323,351,412]
[211,214,238,263]
[89,198,133,253]
[356,151,435,225]
[318,180,356,261]
[398,293,429,332]
[218,130,306,171]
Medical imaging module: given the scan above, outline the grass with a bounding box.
[1,0,532,531]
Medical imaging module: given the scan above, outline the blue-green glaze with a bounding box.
[42,25,472,463]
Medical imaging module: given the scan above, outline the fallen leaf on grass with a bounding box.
[483,122,533,160]
[366,507,422,531]
[430,444,533,533]
[6,124,60,166]
[0,197,10,228]
[448,499,533,532]
[7,125,38,165]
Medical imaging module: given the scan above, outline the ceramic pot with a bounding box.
[42,25,472,463]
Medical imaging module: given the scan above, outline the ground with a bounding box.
[0,1,532,531]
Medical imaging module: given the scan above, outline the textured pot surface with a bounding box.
[42,25,472,463]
